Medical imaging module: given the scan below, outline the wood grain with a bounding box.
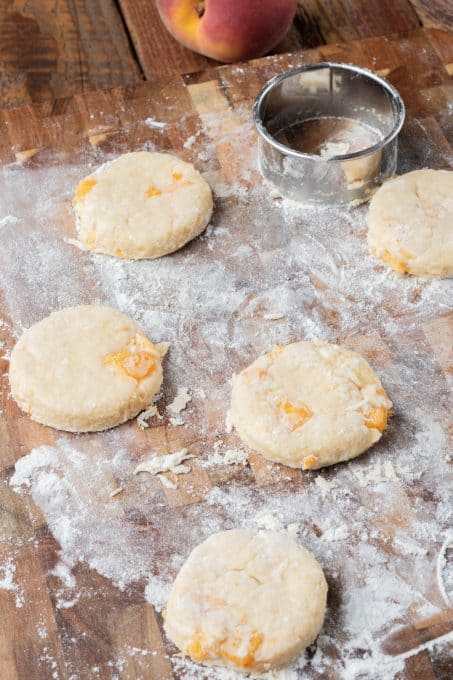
[0,0,142,108]
[410,0,453,31]
[294,0,421,48]
[0,26,451,680]
[118,0,218,78]
[0,0,449,108]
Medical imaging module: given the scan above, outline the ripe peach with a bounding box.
[156,0,297,62]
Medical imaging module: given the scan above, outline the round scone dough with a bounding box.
[72,151,213,259]
[367,169,453,277]
[164,529,327,673]
[230,340,392,470]
[9,305,166,432]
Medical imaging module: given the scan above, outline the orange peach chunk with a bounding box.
[145,186,163,198]
[186,633,209,662]
[105,334,158,380]
[277,400,313,431]
[364,406,389,432]
[72,178,97,205]
[217,631,264,668]
[378,249,409,275]
[242,367,266,380]
[302,455,318,470]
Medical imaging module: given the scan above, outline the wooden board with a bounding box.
[0,0,452,110]
[2,0,451,110]
[0,0,143,108]
[0,27,452,680]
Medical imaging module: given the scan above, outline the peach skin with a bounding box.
[156,0,297,62]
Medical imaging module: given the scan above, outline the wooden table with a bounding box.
[0,4,452,680]
[0,1,452,109]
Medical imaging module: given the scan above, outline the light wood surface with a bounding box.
[1,0,453,109]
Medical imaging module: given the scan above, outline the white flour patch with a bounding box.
[144,574,172,613]
[437,530,453,606]
[200,440,249,468]
[0,558,24,608]
[144,117,167,130]
[0,214,20,231]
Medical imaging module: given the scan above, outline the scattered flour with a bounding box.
[134,448,195,476]
[144,574,172,613]
[167,387,192,425]
[0,99,451,678]
[263,312,285,320]
[393,536,427,557]
[436,530,453,606]
[201,441,249,468]
[49,560,76,588]
[319,141,350,158]
[314,475,337,493]
[319,518,350,542]
[0,214,19,230]
[0,558,24,608]
[136,404,163,429]
[144,117,167,130]
[158,475,178,490]
[354,460,398,486]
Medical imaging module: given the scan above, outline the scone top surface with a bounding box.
[367,168,453,277]
[231,340,392,469]
[164,529,327,673]
[72,151,213,260]
[9,305,164,432]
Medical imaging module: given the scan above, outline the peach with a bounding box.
[156,0,297,62]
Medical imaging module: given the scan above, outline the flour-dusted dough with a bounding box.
[72,152,213,259]
[367,169,453,277]
[9,305,166,432]
[164,529,327,673]
[230,340,392,470]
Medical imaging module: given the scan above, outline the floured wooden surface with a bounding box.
[0,28,452,680]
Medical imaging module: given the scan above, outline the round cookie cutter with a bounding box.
[253,62,405,205]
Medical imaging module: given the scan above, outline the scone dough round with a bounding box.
[164,529,327,673]
[367,169,453,277]
[72,152,213,260]
[9,305,165,432]
[230,340,392,470]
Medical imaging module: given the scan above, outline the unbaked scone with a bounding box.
[230,340,392,470]
[9,305,166,432]
[164,529,327,673]
[72,152,213,259]
[367,169,453,277]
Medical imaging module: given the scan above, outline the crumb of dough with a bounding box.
[167,387,191,416]
[263,312,285,320]
[137,405,163,429]
[134,449,195,476]
[158,475,178,490]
